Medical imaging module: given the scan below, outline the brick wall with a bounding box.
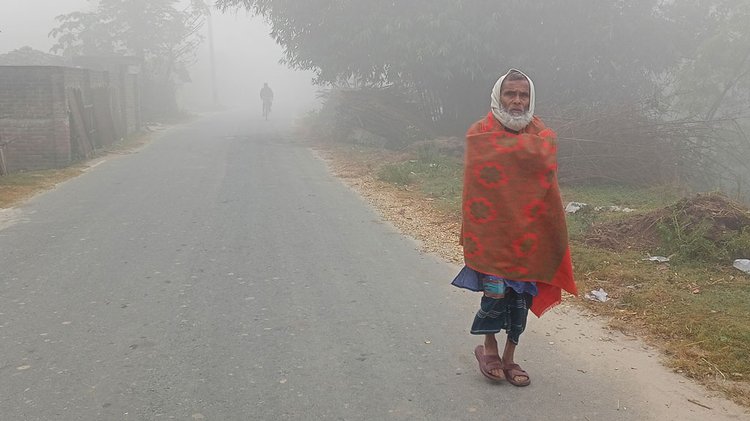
[72,56,142,136]
[0,66,68,171]
[0,65,129,173]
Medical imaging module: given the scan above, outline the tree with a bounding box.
[668,0,750,120]
[664,0,750,200]
[218,0,678,132]
[50,0,207,118]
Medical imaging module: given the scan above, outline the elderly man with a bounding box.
[452,69,577,386]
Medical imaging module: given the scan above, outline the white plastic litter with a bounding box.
[585,288,609,302]
[644,256,670,263]
[565,202,588,213]
[594,205,635,213]
[733,259,750,274]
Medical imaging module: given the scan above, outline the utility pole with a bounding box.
[197,0,219,108]
[207,8,219,108]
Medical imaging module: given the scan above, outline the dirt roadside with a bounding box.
[312,144,750,420]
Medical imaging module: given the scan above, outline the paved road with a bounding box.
[0,111,746,420]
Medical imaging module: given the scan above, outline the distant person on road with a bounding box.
[260,82,274,119]
[451,69,578,387]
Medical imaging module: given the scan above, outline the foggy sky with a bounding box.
[0,0,318,116]
[181,8,319,116]
[0,0,94,53]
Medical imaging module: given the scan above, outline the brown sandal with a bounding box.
[474,345,505,382]
[503,363,531,387]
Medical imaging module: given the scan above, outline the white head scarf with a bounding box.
[490,68,535,129]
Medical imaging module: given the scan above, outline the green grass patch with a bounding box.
[376,150,463,213]
[377,162,416,185]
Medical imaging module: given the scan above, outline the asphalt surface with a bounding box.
[0,111,747,420]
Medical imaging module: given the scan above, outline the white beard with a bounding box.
[494,107,533,132]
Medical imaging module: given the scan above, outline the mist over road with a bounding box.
[0,112,745,420]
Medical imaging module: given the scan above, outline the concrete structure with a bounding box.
[0,61,140,173]
[73,56,142,135]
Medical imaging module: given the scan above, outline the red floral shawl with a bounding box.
[461,112,577,316]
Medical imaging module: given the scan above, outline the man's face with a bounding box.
[500,79,530,116]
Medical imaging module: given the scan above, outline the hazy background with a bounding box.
[0,0,319,118]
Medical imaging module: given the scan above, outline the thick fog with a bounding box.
[179,9,319,118]
[0,0,318,119]
[0,0,92,53]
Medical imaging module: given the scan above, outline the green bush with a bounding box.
[655,215,750,263]
[657,214,711,262]
[726,227,750,260]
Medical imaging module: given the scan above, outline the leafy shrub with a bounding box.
[656,218,727,263]
[726,227,750,260]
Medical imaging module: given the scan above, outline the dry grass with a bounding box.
[0,167,85,208]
